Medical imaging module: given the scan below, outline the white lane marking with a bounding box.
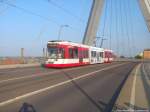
[0,63,127,107]
[0,67,40,74]
[142,63,150,82]
[0,70,21,74]
[0,65,89,84]
[0,71,60,84]
[129,64,140,110]
[0,62,125,84]
[115,110,149,112]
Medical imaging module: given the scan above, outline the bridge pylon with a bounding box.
[82,0,104,46]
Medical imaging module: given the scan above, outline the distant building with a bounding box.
[143,49,150,59]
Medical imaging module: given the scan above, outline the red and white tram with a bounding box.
[44,40,113,68]
[104,49,113,63]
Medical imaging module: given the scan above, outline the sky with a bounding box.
[0,0,150,57]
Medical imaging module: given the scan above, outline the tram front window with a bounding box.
[48,47,57,59]
[48,47,64,59]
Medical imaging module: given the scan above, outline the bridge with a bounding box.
[83,0,150,45]
[139,0,150,32]
[0,0,150,112]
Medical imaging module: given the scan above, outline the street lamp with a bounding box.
[100,38,107,48]
[94,36,107,48]
[57,25,69,40]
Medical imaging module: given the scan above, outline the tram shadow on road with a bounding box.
[61,69,132,112]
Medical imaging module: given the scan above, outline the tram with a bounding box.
[44,40,113,68]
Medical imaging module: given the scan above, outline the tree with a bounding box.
[134,55,142,59]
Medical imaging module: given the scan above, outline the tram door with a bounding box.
[79,47,83,63]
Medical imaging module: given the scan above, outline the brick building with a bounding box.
[143,49,150,59]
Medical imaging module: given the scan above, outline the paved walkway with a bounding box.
[113,62,150,111]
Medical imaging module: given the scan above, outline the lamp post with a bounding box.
[21,48,24,64]
[57,25,69,40]
[100,38,107,48]
[94,36,107,48]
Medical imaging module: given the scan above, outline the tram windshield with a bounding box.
[47,47,64,59]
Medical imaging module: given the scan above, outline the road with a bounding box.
[0,62,137,112]
[141,62,150,110]
[112,61,150,111]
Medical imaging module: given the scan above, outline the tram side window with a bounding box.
[69,48,78,58]
[91,51,96,57]
[105,52,107,58]
[105,52,109,58]
[73,48,78,58]
[69,48,73,58]
[85,50,89,58]
[109,52,112,58]
[58,48,65,58]
[79,50,82,58]
[83,50,86,58]
[100,52,103,58]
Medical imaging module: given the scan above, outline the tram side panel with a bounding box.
[104,50,113,63]
[89,47,104,64]
[45,44,90,68]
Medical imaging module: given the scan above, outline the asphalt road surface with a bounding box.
[141,62,150,110]
[0,62,137,112]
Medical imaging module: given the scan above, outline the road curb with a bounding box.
[113,63,149,111]
[104,63,136,112]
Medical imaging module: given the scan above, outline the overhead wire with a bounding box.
[45,0,92,43]
[35,23,48,41]
[0,0,52,44]
[134,0,144,53]
[0,0,15,15]
[0,5,9,15]
[102,0,108,37]
[0,0,60,25]
[128,0,135,57]
[124,0,131,57]
[45,0,88,42]
[114,0,119,56]
[109,0,112,50]
[79,0,86,22]
[124,0,130,57]
[119,0,125,56]
[101,0,109,48]
[0,0,82,34]
[0,0,86,50]
[46,0,85,24]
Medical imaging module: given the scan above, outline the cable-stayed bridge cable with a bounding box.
[109,0,112,50]
[46,0,85,24]
[0,0,81,33]
[125,0,131,57]
[114,0,120,56]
